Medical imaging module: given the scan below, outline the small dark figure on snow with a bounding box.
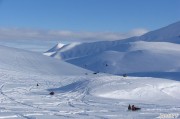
[37,83,39,86]
[123,74,127,77]
[93,72,99,74]
[128,104,131,110]
[132,105,141,111]
[105,64,108,67]
[49,91,54,95]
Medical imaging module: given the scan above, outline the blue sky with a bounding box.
[0,0,179,31]
[0,0,179,52]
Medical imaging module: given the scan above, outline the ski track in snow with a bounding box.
[0,69,180,119]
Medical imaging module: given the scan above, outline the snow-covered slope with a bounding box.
[139,21,180,43]
[45,21,180,77]
[0,45,89,75]
[66,41,180,76]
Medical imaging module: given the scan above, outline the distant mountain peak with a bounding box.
[44,42,65,56]
[56,43,65,49]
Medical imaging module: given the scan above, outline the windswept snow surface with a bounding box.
[0,45,180,119]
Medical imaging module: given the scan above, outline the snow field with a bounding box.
[0,68,180,119]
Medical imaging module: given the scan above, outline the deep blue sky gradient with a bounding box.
[0,0,179,32]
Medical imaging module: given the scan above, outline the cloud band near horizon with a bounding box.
[0,28,149,42]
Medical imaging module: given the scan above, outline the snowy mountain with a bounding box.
[66,41,180,77]
[45,21,180,59]
[1,43,180,118]
[43,43,65,56]
[45,21,180,78]
[139,21,180,43]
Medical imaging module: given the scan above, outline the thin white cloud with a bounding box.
[129,28,149,36]
[0,28,149,42]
